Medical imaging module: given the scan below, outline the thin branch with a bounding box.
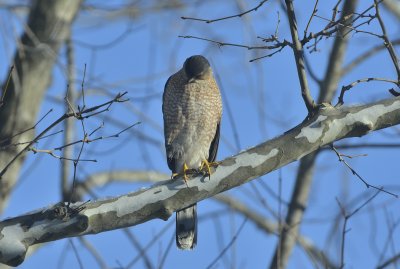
[28,147,96,162]
[80,63,87,109]
[0,92,128,178]
[54,122,140,151]
[68,118,88,206]
[319,0,357,103]
[333,143,400,150]
[123,229,154,269]
[337,77,399,106]
[78,237,109,269]
[69,239,84,269]
[374,0,400,82]
[303,0,319,39]
[2,130,63,148]
[0,65,14,108]
[178,35,290,51]
[284,0,316,112]
[157,232,174,269]
[331,145,397,198]
[206,218,248,269]
[126,221,174,269]
[336,189,382,268]
[181,0,269,23]
[0,109,53,148]
[250,44,288,62]
[377,211,400,265]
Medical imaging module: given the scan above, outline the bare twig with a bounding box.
[0,109,53,148]
[206,218,248,269]
[178,35,290,51]
[68,123,87,206]
[54,122,140,151]
[123,229,153,269]
[0,65,14,107]
[0,92,128,178]
[337,77,400,106]
[78,237,109,269]
[250,44,288,62]
[126,220,174,269]
[336,189,382,268]
[69,239,84,269]
[331,0,343,22]
[331,145,398,198]
[303,0,319,39]
[377,211,400,265]
[80,63,87,109]
[181,0,269,23]
[333,143,400,150]
[158,232,174,269]
[28,147,96,162]
[374,0,400,82]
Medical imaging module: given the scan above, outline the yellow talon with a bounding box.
[199,160,220,180]
[183,163,189,185]
[171,163,192,187]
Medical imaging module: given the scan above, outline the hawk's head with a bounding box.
[183,55,211,82]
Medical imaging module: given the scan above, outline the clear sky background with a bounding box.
[0,0,399,268]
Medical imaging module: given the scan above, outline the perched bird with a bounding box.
[162,55,222,250]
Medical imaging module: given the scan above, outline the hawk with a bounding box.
[162,55,222,250]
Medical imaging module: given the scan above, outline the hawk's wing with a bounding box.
[162,75,177,173]
[208,121,220,163]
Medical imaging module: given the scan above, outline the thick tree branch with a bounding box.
[270,1,359,268]
[77,170,337,267]
[0,0,83,213]
[0,96,399,266]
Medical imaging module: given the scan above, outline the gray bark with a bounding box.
[269,1,358,267]
[0,96,399,267]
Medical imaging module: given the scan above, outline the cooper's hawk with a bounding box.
[162,55,222,250]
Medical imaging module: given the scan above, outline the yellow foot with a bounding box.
[182,163,189,186]
[199,160,220,180]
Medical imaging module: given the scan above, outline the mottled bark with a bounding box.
[1,96,399,267]
[269,1,358,268]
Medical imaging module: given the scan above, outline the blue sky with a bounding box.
[1,0,399,268]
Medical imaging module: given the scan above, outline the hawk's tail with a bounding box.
[176,203,197,250]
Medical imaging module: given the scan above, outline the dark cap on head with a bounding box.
[183,55,211,80]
